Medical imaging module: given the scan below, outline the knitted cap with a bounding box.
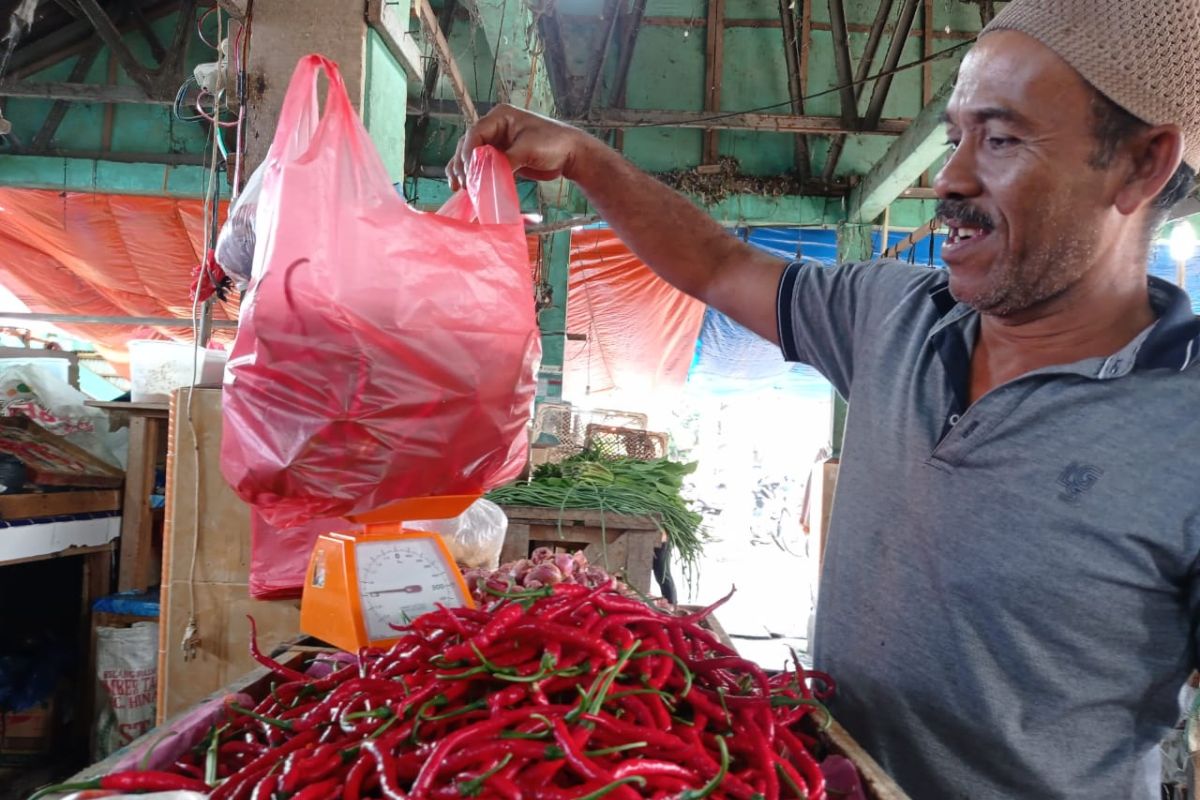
[982,0,1200,170]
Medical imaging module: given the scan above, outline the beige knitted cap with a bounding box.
[982,0,1200,170]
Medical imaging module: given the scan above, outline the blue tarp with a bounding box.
[687,225,1200,396]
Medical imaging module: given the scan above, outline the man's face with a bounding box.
[936,31,1127,317]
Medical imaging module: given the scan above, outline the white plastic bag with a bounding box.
[0,364,127,468]
[93,622,159,760]
[214,164,264,287]
[409,499,509,570]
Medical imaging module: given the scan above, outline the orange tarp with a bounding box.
[564,229,706,411]
[0,189,237,371]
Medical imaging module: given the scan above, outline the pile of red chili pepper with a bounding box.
[33,582,836,800]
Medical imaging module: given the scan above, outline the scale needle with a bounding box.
[364,585,425,596]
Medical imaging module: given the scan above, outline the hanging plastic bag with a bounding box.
[407,498,508,570]
[213,164,264,287]
[248,511,352,599]
[221,55,540,527]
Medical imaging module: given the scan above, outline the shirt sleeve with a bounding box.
[776,259,942,398]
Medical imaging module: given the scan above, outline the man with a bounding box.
[450,0,1200,796]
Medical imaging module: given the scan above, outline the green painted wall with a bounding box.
[364,28,408,182]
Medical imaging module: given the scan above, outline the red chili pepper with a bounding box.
[611,759,698,782]
[247,615,309,682]
[29,771,209,800]
[361,739,411,800]
[250,773,279,800]
[211,728,321,800]
[778,726,827,799]
[291,776,342,800]
[508,622,618,663]
[441,602,524,662]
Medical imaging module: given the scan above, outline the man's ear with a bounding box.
[1114,124,1185,215]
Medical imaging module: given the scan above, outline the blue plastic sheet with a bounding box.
[93,590,161,618]
[687,224,1197,396]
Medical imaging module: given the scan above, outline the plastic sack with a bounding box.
[248,511,352,599]
[213,164,264,287]
[408,498,508,570]
[93,622,159,760]
[220,55,540,527]
[0,364,127,468]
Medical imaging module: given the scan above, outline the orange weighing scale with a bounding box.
[300,495,478,653]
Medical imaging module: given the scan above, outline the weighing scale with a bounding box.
[299,495,478,652]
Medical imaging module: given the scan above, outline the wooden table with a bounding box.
[497,506,661,595]
[86,400,169,590]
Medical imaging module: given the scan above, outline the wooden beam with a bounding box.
[863,0,920,128]
[129,3,167,63]
[883,217,938,258]
[51,0,83,20]
[800,0,811,97]
[418,98,913,133]
[703,0,726,164]
[0,80,168,104]
[101,50,117,152]
[778,0,810,180]
[155,0,197,92]
[417,0,478,124]
[536,6,572,113]
[635,15,974,39]
[608,0,649,152]
[73,0,157,93]
[7,147,207,165]
[822,0,893,181]
[579,0,623,117]
[6,1,173,79]
[32,45,102,150]
[826,0,857,130]
[847,77,952,224]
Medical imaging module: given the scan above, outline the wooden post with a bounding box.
[118,413,163,591]
[703,0,726,164]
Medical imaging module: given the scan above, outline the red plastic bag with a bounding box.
[249,512,352,599]
[221,55,540,526]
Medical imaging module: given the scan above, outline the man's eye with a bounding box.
[945,139,961,150]
[987,136,1018,149]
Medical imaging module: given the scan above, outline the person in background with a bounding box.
[449,0,1200,796]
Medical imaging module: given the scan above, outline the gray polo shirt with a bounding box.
[778,259,1200,799]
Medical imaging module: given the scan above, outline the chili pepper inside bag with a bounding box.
[220,55,539,526]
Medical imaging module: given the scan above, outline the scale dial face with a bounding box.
[354,537,467,641]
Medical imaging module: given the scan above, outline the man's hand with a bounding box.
[447,103,786,346]
[447,105,592,190]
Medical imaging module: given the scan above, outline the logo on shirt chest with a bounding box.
[1057,462,1104,504]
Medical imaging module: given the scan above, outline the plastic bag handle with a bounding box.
[437,146,523,226]
[268,54,354,164]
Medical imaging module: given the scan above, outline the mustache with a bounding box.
[936,200,994,230]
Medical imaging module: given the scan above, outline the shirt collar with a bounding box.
[926,275,1200,375]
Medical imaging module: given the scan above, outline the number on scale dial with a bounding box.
[354,538,463,641]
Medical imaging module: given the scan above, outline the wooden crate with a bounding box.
[497,505,661,595]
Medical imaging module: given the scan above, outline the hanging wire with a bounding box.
[585,39,975,129]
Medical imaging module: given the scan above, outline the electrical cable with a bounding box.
[581,38,975,129]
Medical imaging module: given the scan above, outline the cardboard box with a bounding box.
[0,699,55,767]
